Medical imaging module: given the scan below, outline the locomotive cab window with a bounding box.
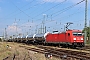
[73,32,82,36]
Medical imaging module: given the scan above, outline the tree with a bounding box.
[82,27,90,41]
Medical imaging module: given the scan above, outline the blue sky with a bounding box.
[0,0,90,37]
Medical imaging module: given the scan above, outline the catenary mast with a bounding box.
[84,0,88,44]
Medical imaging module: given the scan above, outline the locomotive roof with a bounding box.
[67,30,82,32]
[59,30,82,33]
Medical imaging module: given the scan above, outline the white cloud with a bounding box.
[6,21,36,36]
[7,25,22,35]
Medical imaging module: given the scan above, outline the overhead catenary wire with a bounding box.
[32,0,85,22]
[42,8,89,25]
[0,0,86,21]
[32,0,86,33]
[51,0,85,17]
[54,7,85,21]
[16,0,86,28]
[12,1,47,19]
[1,0,35,19]
[45,19,84,32]
[3,0,48,21]
[10,0,31,18]
[33,0,67,18]
[35,0,85,22]
[3,0,88,36]
[4,0,84,22]
[8,0,47,19]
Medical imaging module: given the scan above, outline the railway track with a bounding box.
[37,45,90,59]
[77,45,90,51]
[22,42,90,51]
[19,45,90,60]
[2,42,90,60]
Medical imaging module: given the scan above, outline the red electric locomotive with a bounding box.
[45,30,84,47]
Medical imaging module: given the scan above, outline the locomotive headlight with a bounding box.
[73,38,76,40]
[81,38,83,40]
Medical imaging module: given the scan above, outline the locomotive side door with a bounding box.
[66,33,71,43]
[65,33,68,42]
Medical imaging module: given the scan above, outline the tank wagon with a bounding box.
[34,32,49,44]
[26,34,36,44]
[21,36,27,43]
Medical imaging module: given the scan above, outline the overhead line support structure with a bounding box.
[84,0,87,44]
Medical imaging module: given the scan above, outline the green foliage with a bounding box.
[82,27,90,37]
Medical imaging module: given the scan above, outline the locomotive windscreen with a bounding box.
[73,32,82,36]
